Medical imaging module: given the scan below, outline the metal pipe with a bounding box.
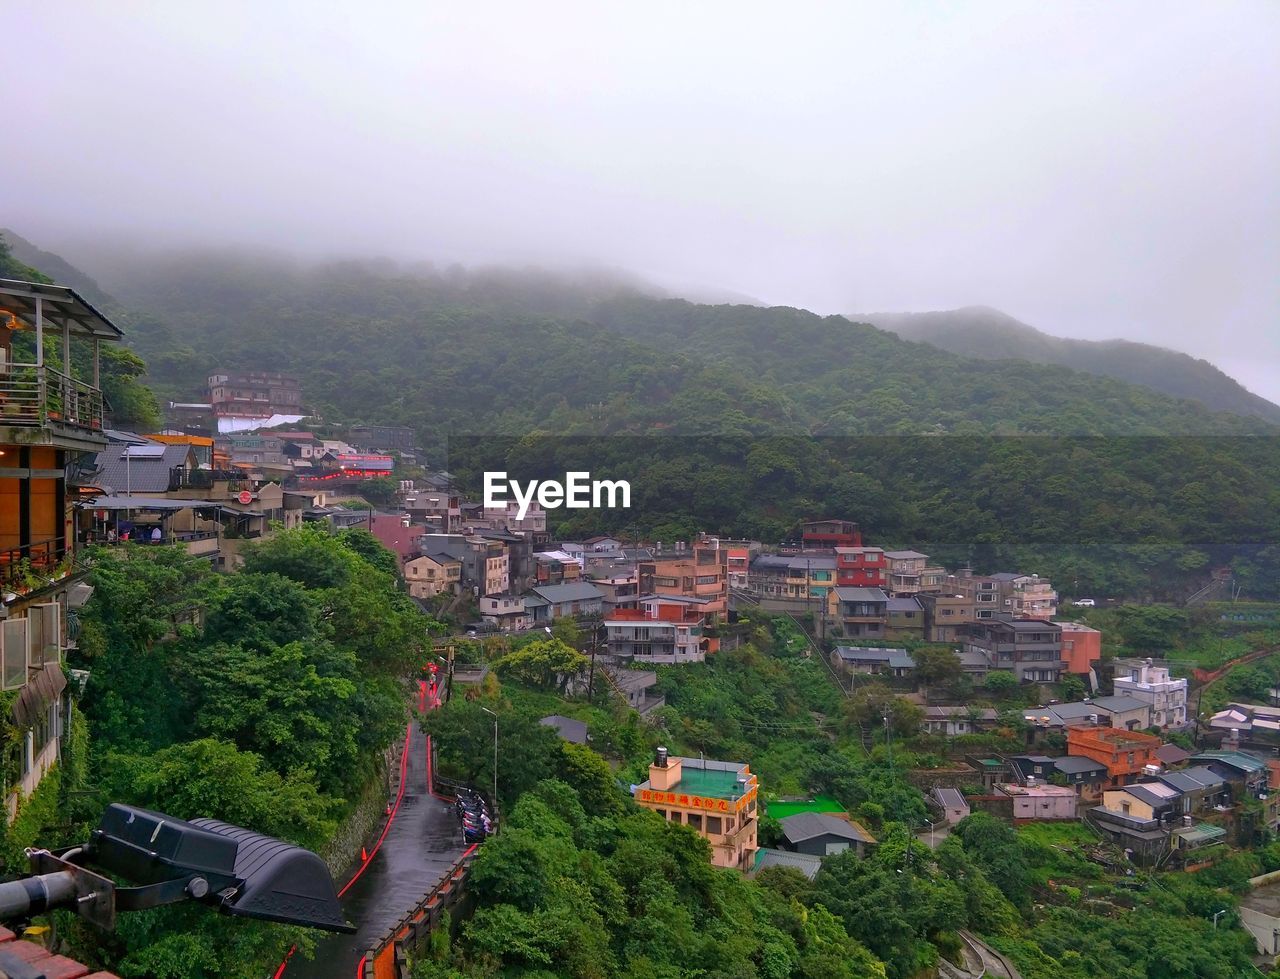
[0,871,78,920]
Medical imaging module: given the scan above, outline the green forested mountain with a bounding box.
[856,305,1280,424]
[6,238,1280,599]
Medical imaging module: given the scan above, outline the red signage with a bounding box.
[238,490,253,505]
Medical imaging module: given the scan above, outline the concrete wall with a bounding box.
[1240,906,1280,955]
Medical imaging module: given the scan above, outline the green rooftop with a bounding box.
[642,758,754,800]
[765,795,843,820]
[1193,750,1267,773]
[677,765,751,800]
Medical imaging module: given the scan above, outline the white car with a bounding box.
[1072,598,1096,607]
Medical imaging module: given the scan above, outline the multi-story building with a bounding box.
[885,596,925,641]
[961,614,1064,683]
[1059,621,1102,675]
[781,519,861,554]
[1113,658,1188,729]
[989,572,1058,619]
[401,486,462,535]
[639,536,727,619]
[1,277,124,819]
[471,538,509,596]
[479,594,532,632]
[882,550,946,596]
[748,554,836,603]
[834,546,886,588]
[224,431,289,469]
[605,595,713,665]
[403,552,462,600]
[593,572,639,614]
[1067,725,1163,786]
[827,587,889,639]
[919,577,978,642]
[633,748,759,871]
[207,370,302,421]
[534,551,583,585]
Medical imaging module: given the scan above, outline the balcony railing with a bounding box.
[168,467,245,490]
[0,367,104,432]
[0,537,68,593]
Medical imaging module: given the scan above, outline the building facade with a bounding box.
[633,749,759,871]
[1,278,125,821]
[962,615,1064,683]
[1113,658,1188,729]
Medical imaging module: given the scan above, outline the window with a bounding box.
[687,813,702,830]
[1,619,29,691]
[705,815,722,834]
[29,604,60,667]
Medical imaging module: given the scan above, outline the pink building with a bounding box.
[369,513,420,567]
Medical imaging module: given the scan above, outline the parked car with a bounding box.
[1073,598,1096,607]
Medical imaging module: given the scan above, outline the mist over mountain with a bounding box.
[5,230,1280,597]
[856,306,1280,424]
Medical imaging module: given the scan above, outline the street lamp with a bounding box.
[1213,908,1229,929]
[480,706,499,806]
[6,804,351,933]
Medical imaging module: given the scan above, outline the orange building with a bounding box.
[634,748,758,870]
[1,278,123,819]
[639,536,728,619]
[1059,621,1102,675]
[1067,726,1163,786]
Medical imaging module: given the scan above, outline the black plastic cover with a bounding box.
[94,804,240,887]
[192,817,354,933]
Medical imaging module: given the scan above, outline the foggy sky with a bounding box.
[5,2,1279,401]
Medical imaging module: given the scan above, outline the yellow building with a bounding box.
[634,748,759,871]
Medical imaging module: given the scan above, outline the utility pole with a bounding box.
[587,615,601,703]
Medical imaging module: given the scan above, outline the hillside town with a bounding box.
[4,282,1280,976]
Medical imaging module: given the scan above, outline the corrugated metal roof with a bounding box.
[753,848,823,880]
[780,812,876,844]
[833,646,915,669]
[531,582,605,604]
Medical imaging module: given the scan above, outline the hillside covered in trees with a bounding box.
[4,237,1279,598]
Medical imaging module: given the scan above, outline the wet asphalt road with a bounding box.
[290,720,465,978]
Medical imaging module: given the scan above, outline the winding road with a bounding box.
[281,680,466,978]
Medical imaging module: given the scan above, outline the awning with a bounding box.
[80,496,222,511]
[13,663,67,728]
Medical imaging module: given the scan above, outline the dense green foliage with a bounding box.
[413,779,888,979]
[862,305,1280,424]
[52,528,435,977]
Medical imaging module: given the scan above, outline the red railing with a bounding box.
[0,537,66,592]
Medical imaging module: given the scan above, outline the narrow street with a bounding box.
[285,682,466,978]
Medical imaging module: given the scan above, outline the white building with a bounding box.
[605,596,709,665]
[1113,658,1188,729]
